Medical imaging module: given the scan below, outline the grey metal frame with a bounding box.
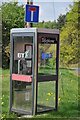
[10,31,35,115]
[10,33,13,111]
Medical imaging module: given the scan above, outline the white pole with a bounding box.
[25,0,33,28]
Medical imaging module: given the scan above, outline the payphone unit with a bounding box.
[10,28,60,115]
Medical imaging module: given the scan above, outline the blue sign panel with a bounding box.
[25,4,39,23]
[40,49,54,60]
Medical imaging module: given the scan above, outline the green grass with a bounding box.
[1,68,79,119]
[1,69,18,119]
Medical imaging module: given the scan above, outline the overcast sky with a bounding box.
[1,0,74,22]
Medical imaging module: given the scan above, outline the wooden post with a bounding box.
[25,0,33,28]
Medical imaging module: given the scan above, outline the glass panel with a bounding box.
[13,36,33,75]
[12,81,32,112]
[37,81,56,112]
[37,33,57,112]
[38,41,56,75]
[12,36,33,113]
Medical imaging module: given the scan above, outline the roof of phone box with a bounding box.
[11,28,60,34]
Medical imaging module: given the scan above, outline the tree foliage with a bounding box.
[2,2,24,68]
[56,14,66,30]
[33,20,57,29]
[60,2,79,64]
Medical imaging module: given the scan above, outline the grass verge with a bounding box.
[1,68,79,119]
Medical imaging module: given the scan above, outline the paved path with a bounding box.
[71,68,80,74]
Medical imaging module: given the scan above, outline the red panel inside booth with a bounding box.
[12,74,32,82]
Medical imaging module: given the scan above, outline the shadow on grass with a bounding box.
[39,66,75,71]
[48,104,78,118]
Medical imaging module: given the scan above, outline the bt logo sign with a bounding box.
[17,50,31,59]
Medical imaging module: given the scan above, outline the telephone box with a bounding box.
[10,28,60,115]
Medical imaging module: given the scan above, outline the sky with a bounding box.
[1,0,74,22]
